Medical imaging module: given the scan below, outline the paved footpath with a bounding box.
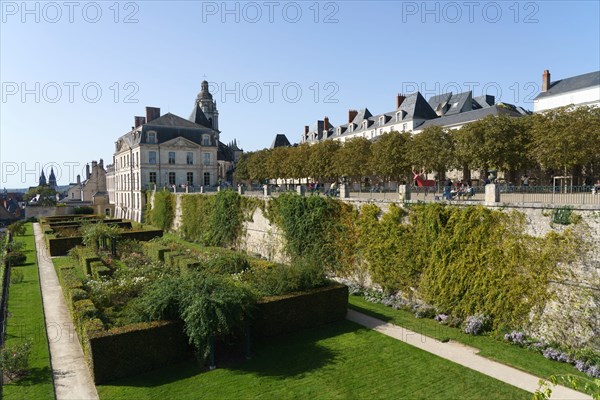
[34,223,99,400]
[347,309,591,400]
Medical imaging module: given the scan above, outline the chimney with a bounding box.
[99,159,104,168]
[86,164,90,179]
[92,160,98,170]
[304,125,309,135]
[77,174,81,184]
[542,70,551,92]
[145,107,161,123]
[348,109,358,124]
[134,116,146,128]
[396,93,406,109]
[324,116,330,131]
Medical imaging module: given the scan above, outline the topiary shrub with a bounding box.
[0,339,32,382]
[7,251,26,266]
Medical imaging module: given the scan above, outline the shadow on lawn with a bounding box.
[348,302,393,322]
[4,366,53,387]
[100,321,360,388]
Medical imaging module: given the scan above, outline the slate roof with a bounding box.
[444,91,473,116]
[218,141,234,162]
[419,104,524,129]
[399,92,438,120]
[116,112,218,148]
[189,104,212,128]
[271,134,291,148]
[534,71,600,99]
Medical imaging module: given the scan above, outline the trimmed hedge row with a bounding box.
[90,261,111,280]
[143,242,171,262]
[48,236,84,256]
[87,321,191,384]
[48,229,164,256]
[253,282,348,338]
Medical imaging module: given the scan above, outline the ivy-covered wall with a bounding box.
[150,192,599,351]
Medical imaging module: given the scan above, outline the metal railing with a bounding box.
[163,183,600,207]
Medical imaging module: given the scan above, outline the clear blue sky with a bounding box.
[1,0,599,188]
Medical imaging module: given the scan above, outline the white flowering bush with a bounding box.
[463,314,490,335]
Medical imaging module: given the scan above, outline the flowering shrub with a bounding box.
[504,330,527,346]
[0,339,32,382]
[463,314,490,335]
[434,314,449,324]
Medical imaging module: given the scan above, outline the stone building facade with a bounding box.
[107,81,242,222]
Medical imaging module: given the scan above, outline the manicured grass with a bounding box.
[98,320,529,399]
[349,295,590,383]
[3,223,54,399]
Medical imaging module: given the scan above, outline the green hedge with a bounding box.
[90,261,111,280]
[48,236,84,256]
[143,242,171,262]
[253,282,348,338]
[48,230,163,256]
[74,299,98,324]
[86,320,190,384]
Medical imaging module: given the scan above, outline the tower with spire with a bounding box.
[190,80,219,135]
[48,167,57,190]
[39,170,47,186]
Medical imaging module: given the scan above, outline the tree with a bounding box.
[452,125,482,182]
[307,140,341,182]
[336,137,372,185]
[7,221,26,236]
[369,131,412,184]
[234,152,252,183]
[287,144,310,182]
[24,186,57,206]
[530,106,600,181]
[410,126,454,181]
[246,149,270,183]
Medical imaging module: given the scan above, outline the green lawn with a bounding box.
[3,223,54,399]
[348,296,591,383]
[98,320,529,399]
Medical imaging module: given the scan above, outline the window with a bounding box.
[202,135,210,146]
[168,152,175,164]
[204,172,210,186]
[396,111,402,121]
[187,172,194,186]
[363,121,368,129]
[379,116,385,126]
[147,131,157,144]
[149,172,157,184]
[203,153,211,165]
[186,152,194,165]
[402,123,407,132]
[149,151,156,164]
[168,172,176,185]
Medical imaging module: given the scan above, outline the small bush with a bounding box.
[7,251,27,266]
[415,306,436,319]
[10,268,24,284]
[463,314,491,335]
[0,339,32,382]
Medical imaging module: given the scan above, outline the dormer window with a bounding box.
[362,120,368,130]
[202,135,210,146]
[147,131,157,144]
[348,124,353,133]
[379,116,385,126]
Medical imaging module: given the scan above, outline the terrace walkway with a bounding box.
[347,309,591,400]
[34,223,99,400]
